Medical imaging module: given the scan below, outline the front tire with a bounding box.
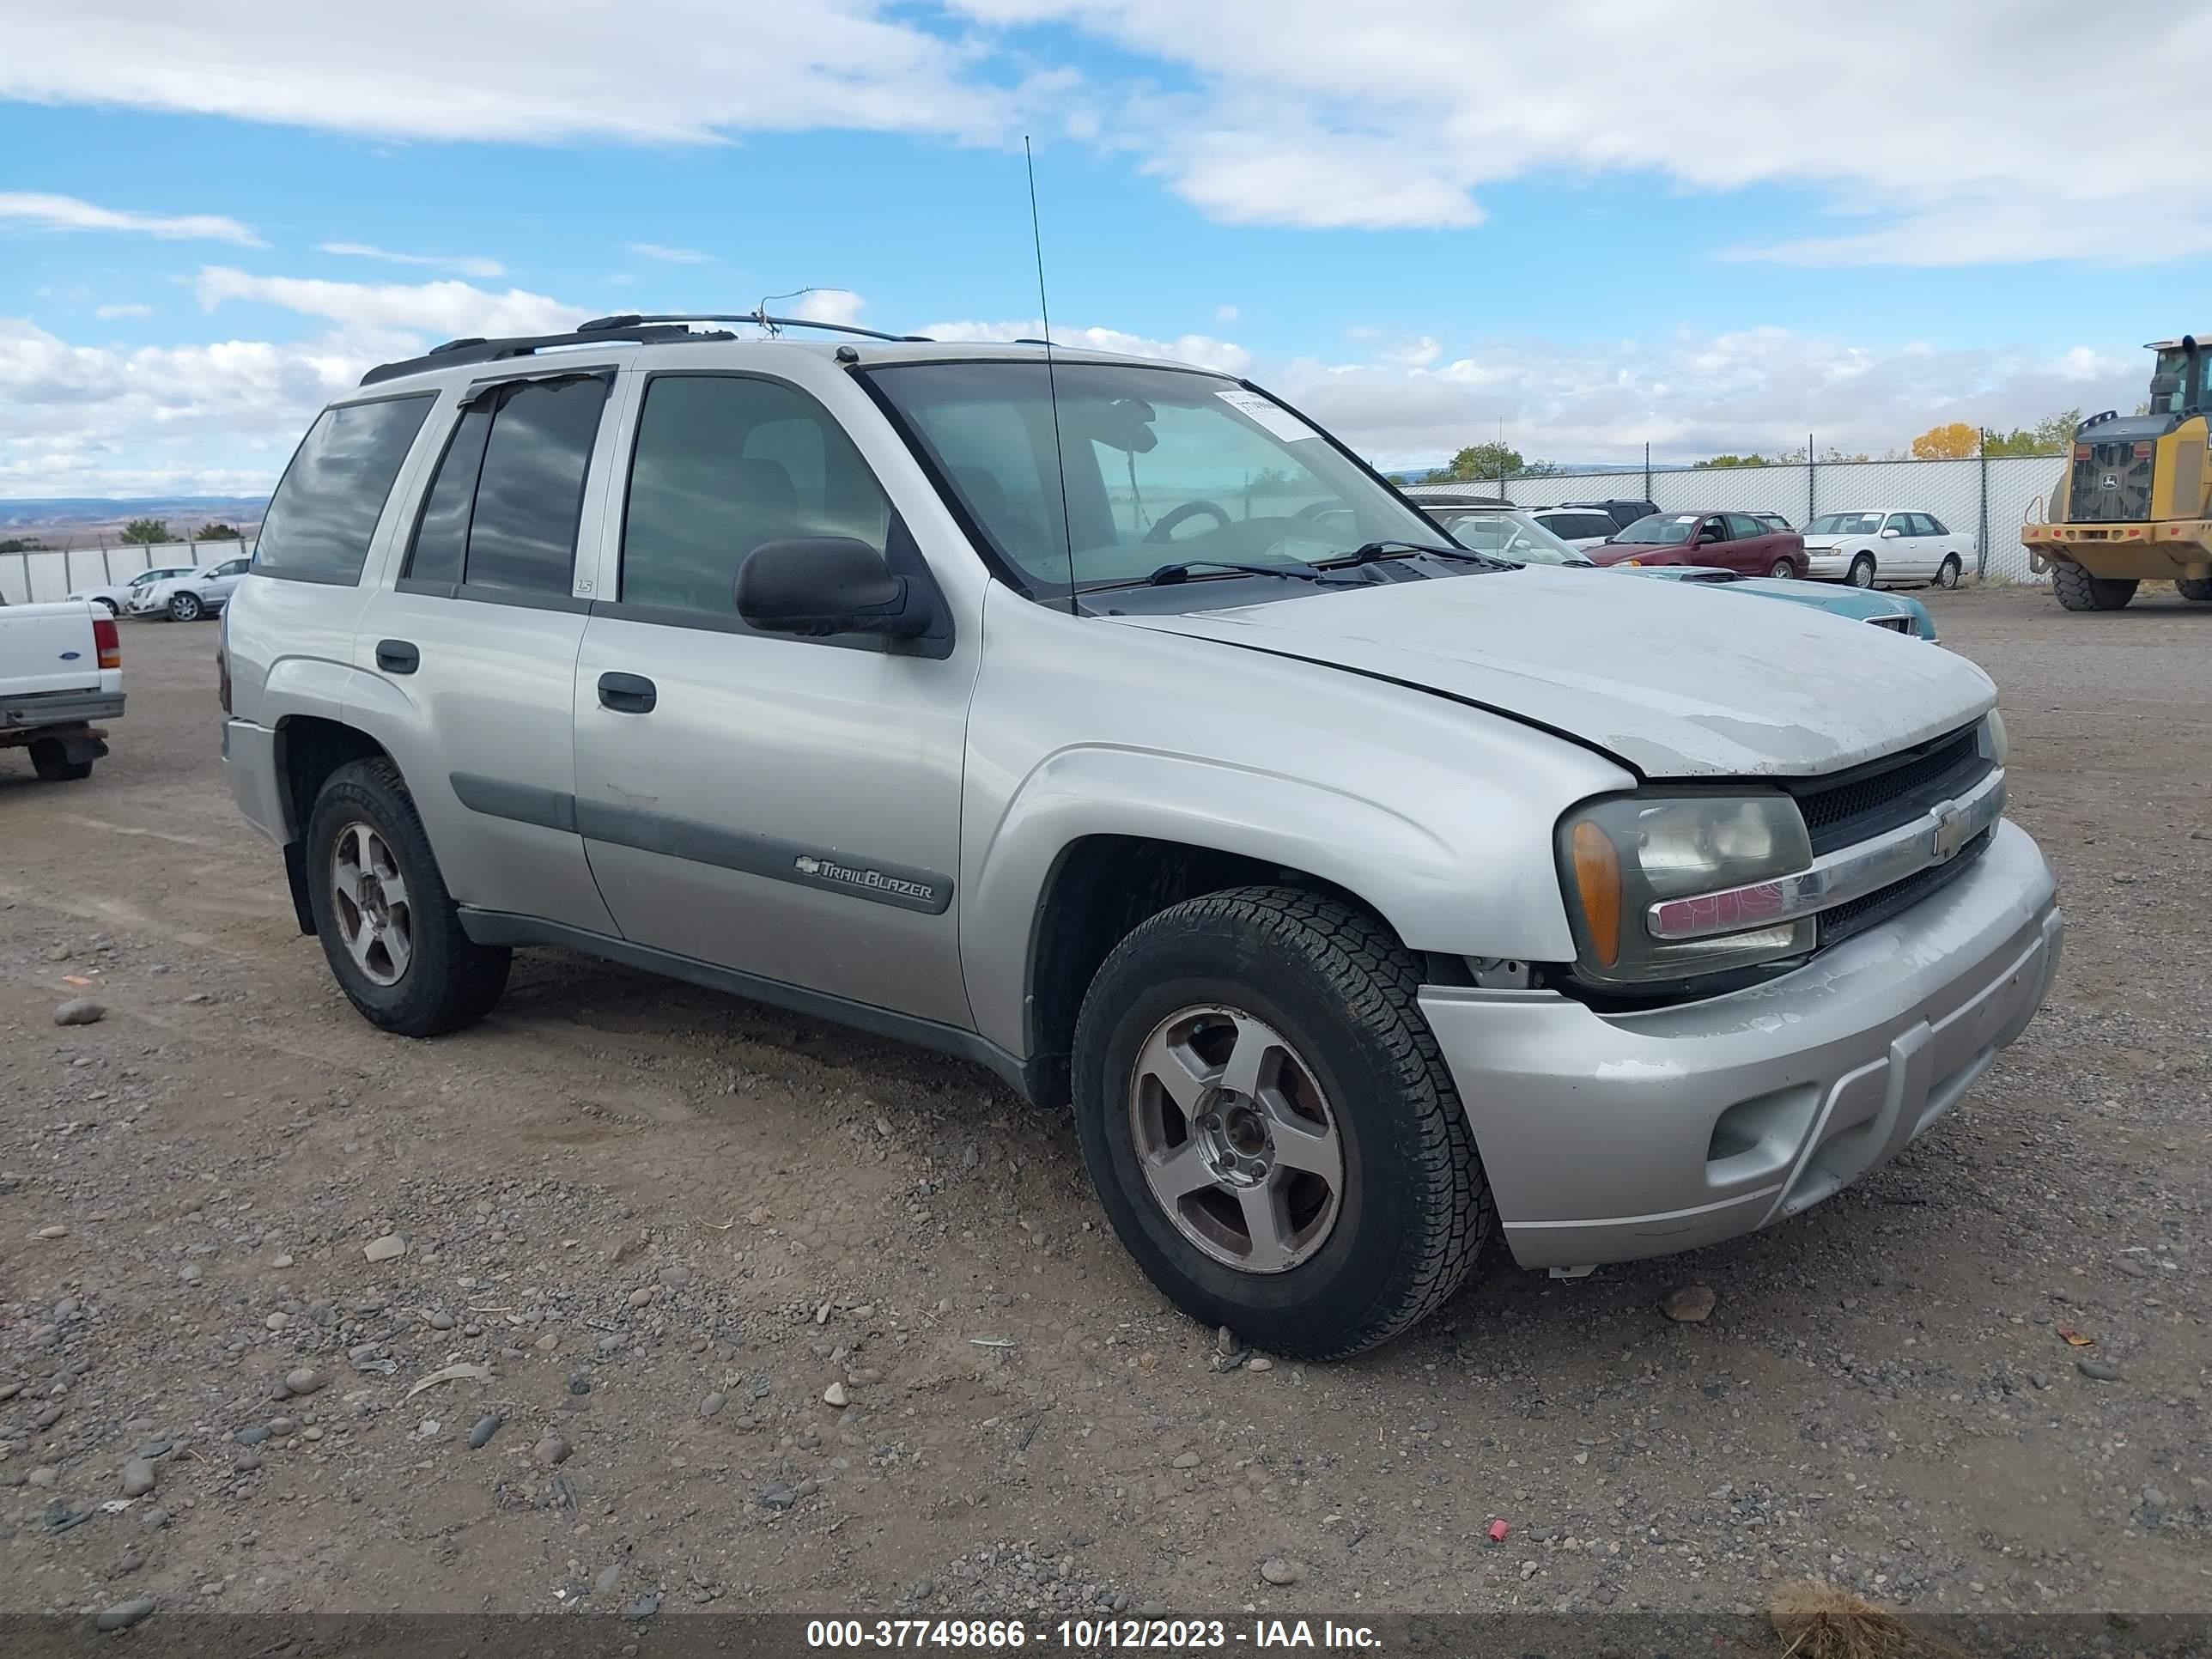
[1935,555,1962,590]
[1072,886,1493,1360]
[304,758,510,1036]
[167,592,203,622]
[2178,575,2212,602]
[1846,554,1876,588]
[2051,564,2137,611]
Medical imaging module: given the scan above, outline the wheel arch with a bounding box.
[272,714,398,935]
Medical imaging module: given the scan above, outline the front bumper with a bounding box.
[1420,818,2061,1270]
[1804,550,1850,580]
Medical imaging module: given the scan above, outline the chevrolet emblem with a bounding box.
[1929,800,1972,861]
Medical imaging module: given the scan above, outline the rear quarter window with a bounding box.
[253,395,436,585]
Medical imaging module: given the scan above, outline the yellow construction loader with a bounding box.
[2023,335,2212,610]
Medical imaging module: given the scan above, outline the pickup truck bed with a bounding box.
[0,598,124,781]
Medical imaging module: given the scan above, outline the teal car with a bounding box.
[1421,506,1940,642]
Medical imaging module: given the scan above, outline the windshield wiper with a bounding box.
[1134,559,1367,587]
[1319,539,1513,571]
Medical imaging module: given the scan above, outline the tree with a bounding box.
[1910,422,1978,461]
[1436,441,1524,483]
[1982,409,2081,458]
[119,518,174,544]
[0,537,47,553]
[193,521,242,540]
[1693,453,1771,468]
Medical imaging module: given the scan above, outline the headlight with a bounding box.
[1977,709,2006,767]
[1558,793,1814,988]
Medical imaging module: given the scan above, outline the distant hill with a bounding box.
[0,497,267,547]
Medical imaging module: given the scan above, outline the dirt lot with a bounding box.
[2,586,2208,1624]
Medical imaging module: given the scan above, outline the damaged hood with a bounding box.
[1115,564,1994,778]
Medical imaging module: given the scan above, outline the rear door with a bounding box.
[350,368,629,937]
[202,555,252,608]
[1912,514,1954,576]
[1723,514,1781,575]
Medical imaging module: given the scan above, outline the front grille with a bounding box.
[1817,830,1990,949]
[1784,724,1991,856]
[2070,441,2153,523]
[1865,615,1913,633]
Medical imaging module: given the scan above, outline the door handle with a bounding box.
[375,639,419,675]
[598,672,657,714]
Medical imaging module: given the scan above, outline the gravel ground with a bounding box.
[1,585,2207,1626]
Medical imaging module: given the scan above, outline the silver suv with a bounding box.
[221,314,2063,1358]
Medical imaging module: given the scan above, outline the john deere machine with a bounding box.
[2023,335,2212,610]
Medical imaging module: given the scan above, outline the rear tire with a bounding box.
[93,597,119,617]
[1072,885,1493,1360]
[2051,564,2137,611]
[1768,557,1796,580]
[304,757,510,1036]
[28,738,92,782]
[1846,554,1876,588]
[2178,576,2212,602]
[1935,555,1962,590]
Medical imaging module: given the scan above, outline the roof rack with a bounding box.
[358,311,937,387]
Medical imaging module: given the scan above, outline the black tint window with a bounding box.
[1725,514,1765,541]
[464,378,606,594]
[1916,514,1945,536]
[622,376,892,616]
[404,405,493,587]
[253,395,434,584]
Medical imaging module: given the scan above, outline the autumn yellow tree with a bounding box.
[1910,422,1978,461]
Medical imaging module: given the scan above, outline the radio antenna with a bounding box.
[1025,136,1079,612]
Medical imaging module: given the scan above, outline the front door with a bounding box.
[350,368,627,936]
[571,369,977,1030]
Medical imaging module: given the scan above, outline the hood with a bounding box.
[1115,565,1992,779]
[1801,535,1851,550]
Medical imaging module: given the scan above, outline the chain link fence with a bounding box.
[0,538,258,606]
[1479,453,2066,583]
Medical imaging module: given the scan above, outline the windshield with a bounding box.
[1806,512,1881,536]
[1613,514,1698,544]
[1422,508,1585,565]
[865,361,1441,594]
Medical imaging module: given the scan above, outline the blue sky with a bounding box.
[5,0,2209,496]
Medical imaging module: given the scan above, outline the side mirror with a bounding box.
[734,538,930,639]
[1696,526,1723,544]
[1880,526,1902,538]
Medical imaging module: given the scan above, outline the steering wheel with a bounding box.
[1144,500,1232,543]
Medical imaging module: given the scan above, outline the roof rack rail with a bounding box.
[357,311,937,387]
[578,311,936,345]
[360,321,736,386]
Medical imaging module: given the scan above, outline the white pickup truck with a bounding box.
[0,596,124,781]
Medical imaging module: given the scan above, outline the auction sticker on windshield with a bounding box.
[1215,387,1314,442]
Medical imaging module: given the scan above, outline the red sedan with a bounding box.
[1588,511,1808,579]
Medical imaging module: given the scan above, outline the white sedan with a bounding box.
[1802,511,1970,589]
[69,564,197,616]
[125,554,252,621]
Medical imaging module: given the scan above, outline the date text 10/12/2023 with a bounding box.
[805,1619,1384,1650]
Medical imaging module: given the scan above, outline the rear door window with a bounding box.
[253,394,435,585]
[403,375,609,602]
[1724,514,1766,542]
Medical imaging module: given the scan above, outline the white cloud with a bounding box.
[0,191,260,246]
[321,241,507,278]
[0,317,374,496]
[194,267,585,339]
[787,289,866,326]
[628,242,712,264]
[1270,328,2140,471]
[950,0,2212,261]
[1214,304,1239,323]
[921,318,1251,374]
[94,303,154,320]
[0,1,1017,144]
